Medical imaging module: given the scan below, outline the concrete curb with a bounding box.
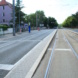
[5,30,57,78]
[25,30,57,78]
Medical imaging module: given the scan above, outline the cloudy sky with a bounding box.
[6,0,78,23]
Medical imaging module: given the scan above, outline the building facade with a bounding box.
[0,0,13,26]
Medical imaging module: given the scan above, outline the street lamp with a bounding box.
[13,0,15,36]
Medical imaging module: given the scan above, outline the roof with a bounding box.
[0,0,12,8]
[7,2,13,9]
[0,0,8,6]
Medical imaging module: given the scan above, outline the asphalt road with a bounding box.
[0,29,54,78]
[33,29,78,78]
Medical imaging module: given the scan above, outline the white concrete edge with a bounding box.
[25,30,57,78]
[0,64,14,70]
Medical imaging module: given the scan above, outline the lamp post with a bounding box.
[13,0,15,36]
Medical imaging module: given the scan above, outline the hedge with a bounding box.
[0,25,9,31]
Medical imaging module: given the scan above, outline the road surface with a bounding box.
[0,29,55,78]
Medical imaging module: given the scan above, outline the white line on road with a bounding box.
[48,48,52,51]
[0,64,14,71]
[55,49,71,51]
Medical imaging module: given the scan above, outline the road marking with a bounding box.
[48,48,52,51]
[0,64,14,70]
[55,49,71,51]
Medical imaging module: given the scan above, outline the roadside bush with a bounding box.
[0,24,9,31]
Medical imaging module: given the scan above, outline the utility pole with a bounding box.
[19,6,21,32]
[36,12,38,29]
[13,0,15,36]
[18,0,21,32]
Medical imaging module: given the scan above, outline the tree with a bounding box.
[48,17,58,28]
[25,10,58,29]
[43,17,48,28]
[62,11,78,28]
[36,11,45,27]
[15,0,24,24]
[25,13,36,28]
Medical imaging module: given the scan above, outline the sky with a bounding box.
[6,0,78,24]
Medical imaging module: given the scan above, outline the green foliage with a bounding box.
[62,12,78,28]
[25,13,36,27]
[48,17,58,28]
[36,11,45,24]
[15,0,25,24]
[0,25,9,31]
[44,17,48,27]
[25,10,46,27]
[25,10,58,28]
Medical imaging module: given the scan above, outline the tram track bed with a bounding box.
[33,29,78,78]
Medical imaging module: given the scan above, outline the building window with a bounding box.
[3,19,5,22]
[3,6,5,10]
[3,13,5,16]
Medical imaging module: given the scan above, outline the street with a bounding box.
[0,0,78,78]
[0,29,54,78]
[0,29,78,78]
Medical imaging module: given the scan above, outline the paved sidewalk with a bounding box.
[0,33,20,40]
[0,31,30,40]
[0,30,39,40]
